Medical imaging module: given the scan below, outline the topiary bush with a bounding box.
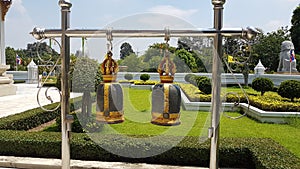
[140,74,150,82]
[196,76,212,95]
[72,57,99,92]
[184,74,197,84]
[278,80,300,102]
[251,77,274,96]
[124,73,133,81]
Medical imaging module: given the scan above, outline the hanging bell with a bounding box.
[151,49,181,126]
[96,51,124,124]
[151,83,181,126]
[96,83,124,123]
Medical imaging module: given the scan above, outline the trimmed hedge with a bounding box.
[0,95,96,131]
[0,131,298,169]
[179,83,300,112]
[134,80,157,85]
[0,103,60,130]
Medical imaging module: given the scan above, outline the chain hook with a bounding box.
[164,27,170,44]
[106,27,113,52]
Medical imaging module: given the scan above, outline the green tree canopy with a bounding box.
[119,53,145,72]
[5,47,16,70]
[72,57,99,92]
[174,48,197,72]
[142,48,162,62]
[290,4,300,54]
[120,42,134,60]
[252,27,290,72]
[5,42,60,71]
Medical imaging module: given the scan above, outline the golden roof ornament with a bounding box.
[158,49,176,83]
[0,0,12,21]
[100,51,119,82]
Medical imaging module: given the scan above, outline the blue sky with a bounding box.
[5,0,300,61]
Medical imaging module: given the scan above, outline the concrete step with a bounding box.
[0,156,205,169]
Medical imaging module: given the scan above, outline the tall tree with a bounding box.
[177,37,212,72]
[290,4,300,54]
[142,48,162,62]
[252,27,290,72]
[120,42,134,60]
[174,48,197,72]
[119,53,145,72]
[5,47,16,71]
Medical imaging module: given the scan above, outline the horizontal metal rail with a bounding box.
[31,27,257,40]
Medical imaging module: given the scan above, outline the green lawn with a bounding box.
[43,87,300,158]
[86,87,300,158]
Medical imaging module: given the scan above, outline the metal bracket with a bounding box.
[164,27,170,42]
[208,127,214,138]
[106,27,113,51]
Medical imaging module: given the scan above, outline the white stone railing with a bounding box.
[117,72,300,86]
[180,89,300,124]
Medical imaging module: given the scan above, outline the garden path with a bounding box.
[0,83,82,118]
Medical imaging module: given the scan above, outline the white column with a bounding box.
[0,18,5,65]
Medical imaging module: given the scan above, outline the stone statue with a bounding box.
[277,41,298,73]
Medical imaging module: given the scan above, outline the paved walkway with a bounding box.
[0,83,81,118]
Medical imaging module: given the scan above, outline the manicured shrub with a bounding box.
[184,73,197,83]
[180,83,300,112]
[196,76,212,95]
[124,73,133,81]
[140,74,150,82]
[72,57,99,92]
[0,103,60,130]
[0,132,298,169]
[0,95,95,131]
[251,77,274,96]
[278,80,300,102]
[56,113,104,133]
[134,80,157,85]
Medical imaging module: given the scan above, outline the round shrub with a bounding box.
[197,76,212,94]
[278,80,300,102]
[124,73,133,81]
[72,57,99,92]
[140,74,150,82]
[251,77,274,96]
[184,74,197,83]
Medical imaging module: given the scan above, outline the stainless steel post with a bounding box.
[59,1,72,169]
[210,0,225,169]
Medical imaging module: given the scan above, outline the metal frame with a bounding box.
[32,27,256,39]
[30,1,258,169]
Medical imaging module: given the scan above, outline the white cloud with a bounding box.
[148,5,198,19]
[6,0,34,49]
